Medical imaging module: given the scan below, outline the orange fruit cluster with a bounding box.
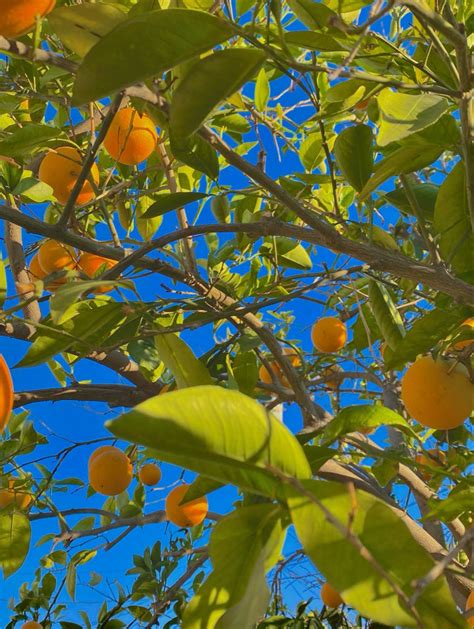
[104,107,158,166]
[0,355,14,433]
[0,0,55,38]
[39,146,99,206]
[88,446,133,496]
[401,356,473,430]
[165,484,208,528]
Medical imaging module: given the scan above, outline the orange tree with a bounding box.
[0,0,473,627]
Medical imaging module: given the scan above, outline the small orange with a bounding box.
[88,446,133,496]
[138,463,162,486]
[0,0,55,38]
[453,318,474,350]
[165,484,208,528]
[0,355,14,433]
[415,449,447,481]
[321,582,343,608]
[78,252,117,293]
[104,107,158,166]
[0,478,33,511]
[466,590,474,627]
[21,622,43,629]
[39,146,99,205]
[37,240,77,276]
[311,317,347,353]
[259,348,301,387]
[401,356,473,430]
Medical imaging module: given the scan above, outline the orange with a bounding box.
[21,623,43,629]
[78,252,117,294]
[104,107,158,165]
[0,478,33,511]
[453,318,474,350]
[415,449,446,481]
[28,253,47,281]
[138,463,161,486]
[39,146,99,205]
[88,446,133,496]
[321,582,343,608]
[0,0,55,38]
[259,348,301,387]
[322,365,343,390]
[165,484,208,528]
[466,590,474,627]
[38,240,77,276]
[401,356,473,430]
[311,317,347,353]
[0,355,14,433]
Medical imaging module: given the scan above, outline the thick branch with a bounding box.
[14,384,148,408]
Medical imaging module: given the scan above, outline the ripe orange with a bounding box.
[165,484,208,528]
[311,317,347,353]
[322,365,343,390]
[39,146,99,205]
[0,478,33,511]
[0,0,55,38]
[415,449,446,481]
[20,622,43,629]
[28,253,47,281]
[37,240,76,276]
[104,107,158,165]
[401,356,473,430]
[321,582,343,608]
[466,590,474,627]
[78,252,116,293]
[88,446,133,496]
[0,355,14,433]
[138,463,162,486]
[259,348,301,387]
[453,318,474,350]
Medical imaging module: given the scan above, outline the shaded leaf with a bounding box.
[0,125,65,159]
[143,192,208,218]
[0,513,31,578]
[368,280,405,350]
[154,333,213,388]
[170,132,219,180]
[334,124,373,191]
[322,404,413,444]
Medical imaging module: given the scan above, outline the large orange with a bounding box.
[0,355,14,433]
[401,356,473,430]
[38,240,77,276]
[311,317,347,353]
[39,146,99,205]
[321,582,343,608]
[466,590,474,627]
[165,484,208,528]
[453,318,474,350]
[0,0,55,38]
[0,478,33,510]
[21,622,43,629]
[88,446,133,496]
[415,449,446,481]
[78,252,116,294]
[104,107,158,165]
[138,463,162,486]
[28,253,47,280]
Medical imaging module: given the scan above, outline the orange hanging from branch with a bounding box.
[0,354,14,433]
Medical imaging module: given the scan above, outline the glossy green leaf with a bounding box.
[154,333,213,388]
[426,486,474,522]
[255,68,270,112]
[286,0,338,30]
[260,237,312,270]
[48,4,126,57]
[73,10,234,105]
[322,404,412,444]
[334,124,373,191]
[299,132,323,171]
[107,386,312,498]
[0,513,31,578]
[170,132,219,180]
[377,90,450,147]
[0,125,65,158]
[288,480,466,629]
[368,279,405,350]
[433,161,474,274]
[143,192,208,218]
[183,504,285,629]
[136,195,163,241]
[284,30,348,51]
[233,351,258,396]
[170,48,266,139]
[384,183,438,220]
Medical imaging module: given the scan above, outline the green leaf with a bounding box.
[0,513,31,578]
[383,183,438,220]
[287,480,466,628]
[284,30,348,52]
[170,132,219,180]
[233,351,258,396]
[384,306,468,370]
[299,132,323,171]
[433,161,474,274]
[286,0,338,30]
[334,124,373,192]
[254,68,270,112]
[13,174,55,203]
[260,237,312,270]
[154,332,213,388]
[322,404,412,444]
[182,476,224,504]
[170,48,266,139]
[107,386,311,498]
[50,282,131,325]
[66,561,77,600]
[183,504,285,629]
[0,125,65,159]
[377,90,450,147]
[143,192,208,218]
[368,280,405,350]
[73,9,234,105]
[136,195,163,241]
[426,486,474,522]
[48,4,127,57]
